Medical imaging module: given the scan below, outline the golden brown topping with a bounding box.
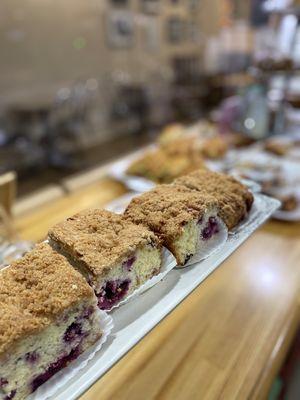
[161,135,228,160]
[160,137,200,155]
[126,148,206,184]
[175,170,254,229]
[49,209,160,275]
[125,184,217,241]
[0,243,94,355]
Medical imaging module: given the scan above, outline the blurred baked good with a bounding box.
[227,132,256,148]
[255,57,293,72]
[200,136,228,159]
[161,135,228,160]
[264,140,290,156]
[175,169,254,230]
[157,121,218,146]
[126,148,207,184]
[157,123,185,145]
[160,137,199,156]
[278,194,298,212]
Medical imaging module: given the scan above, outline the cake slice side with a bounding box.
[0,300,101,400]
[48,209,163,310]
[124,185,225,266]
[170,210,225,265]
[0,243,102,400]
[174,169,254,230]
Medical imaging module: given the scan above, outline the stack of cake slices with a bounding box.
[125,170,253,265]
[0,169,253,400]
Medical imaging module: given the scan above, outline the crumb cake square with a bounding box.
[0,243,102,400]
[48,209,162,310]
[124,185,225,266]
[174,170,254,230]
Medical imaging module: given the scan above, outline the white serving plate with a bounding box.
[47,193,280,400]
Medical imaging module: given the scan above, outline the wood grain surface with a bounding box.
[15,178,127,242]
[15,178,300,400]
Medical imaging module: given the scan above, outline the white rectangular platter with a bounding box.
[49,193,280,400]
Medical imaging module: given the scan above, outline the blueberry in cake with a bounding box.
[174,170,254,230]
[0,243,102,400]
[48,209,162,310]
[124,184,226,266]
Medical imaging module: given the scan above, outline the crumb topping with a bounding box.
[124,184,217,240]
[49,209,160,275]
[0,243,94,355]
[159,132,227,160]
[126,147,206,184]
[174,170,254,229]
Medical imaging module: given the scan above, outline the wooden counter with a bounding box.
[15,178,300,400]
[16,178,127,242]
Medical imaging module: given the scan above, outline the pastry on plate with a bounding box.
[157,123,185,145]
[124,184,225,266]
[126,148,207,184]
[157,120,218,147]
[161,135,228,160]
[264,140,290,156]
[200,136,228,159]
[191,120,218,138]
[262,187,298,212]
[0,243,102,400]
[49,209,162,310]
[160,136,200,156]
[227,132,256,148]
[174,169,254,230]
[255,56,293,71]
[278,194,298,211]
